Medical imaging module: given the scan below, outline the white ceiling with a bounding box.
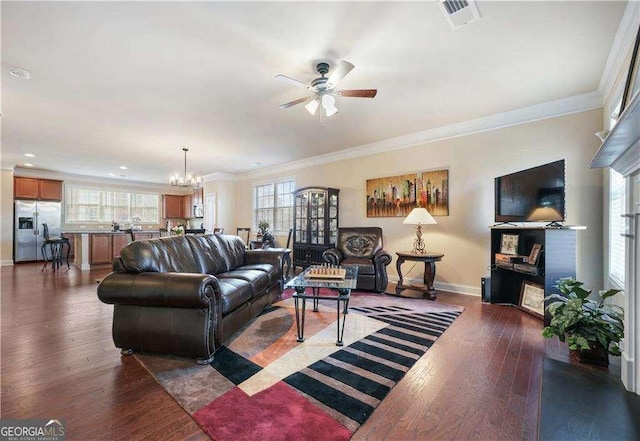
[1,1,627,184]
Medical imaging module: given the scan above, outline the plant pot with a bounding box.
[570,342,609,367]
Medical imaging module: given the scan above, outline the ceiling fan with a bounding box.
[275,60,377,117]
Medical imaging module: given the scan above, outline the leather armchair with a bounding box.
[323,227,392,293]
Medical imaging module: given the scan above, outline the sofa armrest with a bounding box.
[323,248,343,265]
[97,272,220,308]
[373,249,392,267]
[244,249,285,268]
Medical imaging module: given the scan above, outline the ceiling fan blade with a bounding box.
[336,89,377,98]
[279,96,312,109]
[327,60,355,88]
[274,74,309,89]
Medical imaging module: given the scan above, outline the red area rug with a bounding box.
[135,290,463,440]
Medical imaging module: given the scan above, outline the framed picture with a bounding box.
[366,169,449,217]
[500,233,519,255]
[519,281,545,319]
[527,243,543,266]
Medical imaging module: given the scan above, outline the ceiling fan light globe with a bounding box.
[322,94,335,107]
[305,99,319,115]
[325,105,338,117]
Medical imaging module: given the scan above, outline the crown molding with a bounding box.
[598,1,640,102]
[238,91,603,181]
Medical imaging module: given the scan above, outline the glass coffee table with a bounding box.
[284,266,358,346]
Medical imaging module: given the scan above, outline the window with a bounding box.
[609,169,625,287]
[66,185,160,223]
[253,179,295,233]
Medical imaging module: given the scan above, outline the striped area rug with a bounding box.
[135,292,462,441]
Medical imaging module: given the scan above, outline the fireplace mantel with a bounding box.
[591,92,640,177]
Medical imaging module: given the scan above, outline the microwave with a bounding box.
[193,204,204,218]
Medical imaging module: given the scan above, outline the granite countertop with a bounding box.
[62,230,158,234]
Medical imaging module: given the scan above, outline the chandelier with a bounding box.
[169,148,202,188]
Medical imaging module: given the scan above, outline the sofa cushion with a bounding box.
[119,236,201,273]
[216,278,253,315]
[217,268,270,297]
[239,263,278,284]
[186,234,229,275]
[214,234,247,270]
[341,257,375,275]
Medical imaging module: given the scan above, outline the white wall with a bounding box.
[234,109,604,294]
[203,178,236,235]
[1,170,15,265]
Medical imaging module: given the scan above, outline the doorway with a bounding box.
[204,193,216,233]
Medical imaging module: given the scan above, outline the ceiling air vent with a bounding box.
[438,0,481,30]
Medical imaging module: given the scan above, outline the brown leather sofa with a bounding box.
[322,227,392,293]
[97,234,284,364]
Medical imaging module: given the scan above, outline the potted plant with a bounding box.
[257,220,269,239]
[542,277,624,366]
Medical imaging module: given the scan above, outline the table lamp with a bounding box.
[403,207,437,254]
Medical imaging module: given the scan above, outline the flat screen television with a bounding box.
[494,159,566,224]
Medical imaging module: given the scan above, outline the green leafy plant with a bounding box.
[542,277,624,356]
[257,220,269,235]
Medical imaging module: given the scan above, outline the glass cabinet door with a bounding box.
[328,192,338,245]
[310,191,325,245]
[293,187,339,249]
[295,193,308,243]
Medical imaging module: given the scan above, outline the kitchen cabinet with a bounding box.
[90,232,152,264]
[163,195,184,219]
[292,187,339,269]
[182,194,193,219]
[89,234,113,265]
[14,177,63,201]
[112,234,129,259]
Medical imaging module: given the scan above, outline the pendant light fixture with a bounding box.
[169,148,202,189]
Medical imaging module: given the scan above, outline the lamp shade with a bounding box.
[403,207,437,225]
[526,206,562,222]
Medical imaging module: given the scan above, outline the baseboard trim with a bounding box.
[1,260,15,266]
[621,352,636,394]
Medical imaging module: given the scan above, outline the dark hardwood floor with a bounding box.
[1,263,545,440]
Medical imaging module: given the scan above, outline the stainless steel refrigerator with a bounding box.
[14,200,63,262]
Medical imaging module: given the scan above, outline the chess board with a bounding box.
[304,267,347,280]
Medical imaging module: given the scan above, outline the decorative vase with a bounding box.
[570,342,609,367]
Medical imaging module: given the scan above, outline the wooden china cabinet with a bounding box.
[292,187,339,270]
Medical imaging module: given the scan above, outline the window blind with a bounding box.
[253,179,295,234]
[65,185,159,224]
[609,169,625,287]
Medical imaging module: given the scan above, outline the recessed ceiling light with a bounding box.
[108,173,115,176]
[24,163,33,167]
[252,162,263,167]
[119,166,128,170]
[24,153,35,158]
[9,67,31,80]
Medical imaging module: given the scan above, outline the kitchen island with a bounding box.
[63,229,160,270]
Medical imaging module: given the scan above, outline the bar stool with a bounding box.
[41,223,70,272]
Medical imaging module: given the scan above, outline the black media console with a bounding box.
[489,226,582,324]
